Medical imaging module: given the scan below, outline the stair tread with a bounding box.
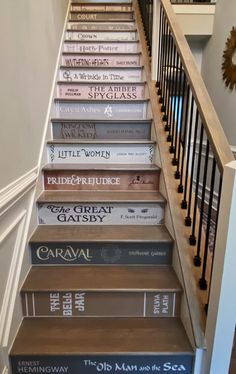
[51,119,152,124]
[43,163,160,171]
[30,225,172,243]
[62,51,140,55]
[54,98,148,103]
[47,140,155,144]
[60,65,142,69]
[57,81,145,85]
[66,29,137,32]
[37,191,165,203]
[64,40,138,43]
[22,266,181,292]
[11,317,193,355]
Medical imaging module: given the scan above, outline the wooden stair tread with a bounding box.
[57,81,145,85]
[22,266,181,292]
[62,51,140,55]
[59,65,142,69]
[64,40,138,44]
[11,317,193,355]
[30,225,172,243]
[51,119,152,124]
[66,29,137,33]
[55,98,148,103]
[47,140,155,144]
[37,191,165,203]
[43,163,160,171]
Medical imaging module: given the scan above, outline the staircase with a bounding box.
[10,1,194,373]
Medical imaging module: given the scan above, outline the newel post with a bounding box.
[203,160,236,373]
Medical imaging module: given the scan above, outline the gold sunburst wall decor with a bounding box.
[222,26,236,90]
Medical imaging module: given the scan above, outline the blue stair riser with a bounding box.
[11,355,194,374]
[30,242,172,266]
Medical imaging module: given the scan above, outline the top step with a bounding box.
[71,4,132,12]
[69,11,134,22]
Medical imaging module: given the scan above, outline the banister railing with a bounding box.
[138,0,153,55]
[138,0,234,308]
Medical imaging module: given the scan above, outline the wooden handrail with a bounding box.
[161,0,234,174]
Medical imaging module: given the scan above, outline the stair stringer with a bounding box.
[133,0,205,353]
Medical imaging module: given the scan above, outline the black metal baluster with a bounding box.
[160,17,168,110]
[157,7,165,95]
[162,26,171,121]
[172,62,184,167]
[178,82,190,191]
[164,35,174,129]
[170,54,180,154]
[185,109,199,226]
[199,155,216,290]
[205,176,222,313]
[194,138,210,265]
[159,12,167,101]
[157,6,163,88]
[189,123,204,245]
[167,43,178,142]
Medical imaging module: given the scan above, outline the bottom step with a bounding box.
[10,318,194,373]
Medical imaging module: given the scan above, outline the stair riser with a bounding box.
[37,203,165,226]
[69,12,134,21]
[47,144,154,164]
[63,42,139,54]
[71,5,132,12]
[44,170,159,191]
[57,83,145,100]
[54,101,148,120]
[11,355,194,374]
[31,242,172,265]
[52,121,151,140]
[22,291,179,318]
[67,22,135,31]
[65,31,136,42]
[62,54,140,68]
[59,68,142,82]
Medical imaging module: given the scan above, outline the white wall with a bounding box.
[201,0,236,146]
[0,1,68,373]
[0,0,68,189]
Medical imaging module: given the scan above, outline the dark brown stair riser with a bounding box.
[57,83,145,100]
[22,291,180,318]
[65,31,136,42]
[71,5,132,12]
[37,202,165,226]
[62,54,141,68]
[63,41,139,54]
[69,12,134,22]
[30,242,172,265]
[67,22,136,31]
[52,121,151,140]
[11,355,194,374]
[44,170,159,191]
